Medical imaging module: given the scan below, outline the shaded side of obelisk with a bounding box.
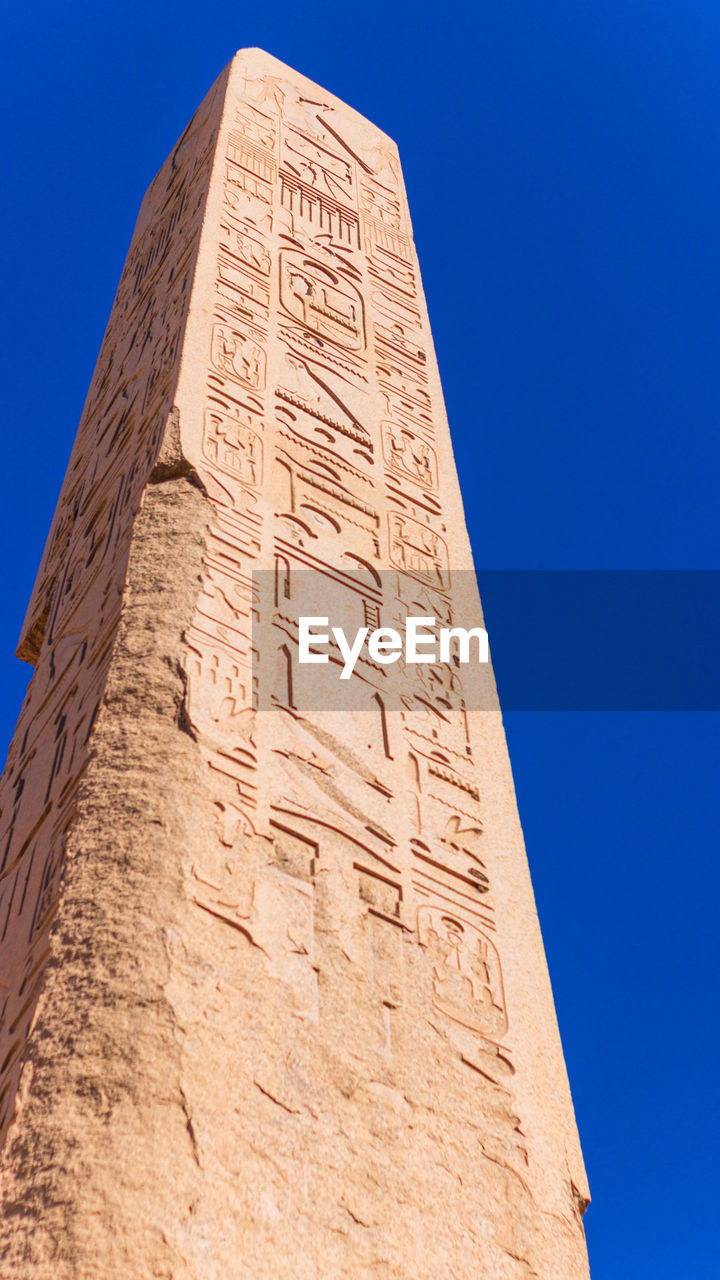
[0,50,590,1280]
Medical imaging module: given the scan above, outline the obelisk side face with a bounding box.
[0,50,589,1280]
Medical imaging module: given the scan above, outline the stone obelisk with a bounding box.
[0,50,590,1278]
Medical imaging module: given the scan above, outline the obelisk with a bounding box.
[0,50,590,1278]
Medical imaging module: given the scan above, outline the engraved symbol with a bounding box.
[360,180,402,229]
[279,170,361,247]
[280,251,365,351]
[231,104,276,151]
[417,906,507,1042]
[211,324,266,389]
[221,219,271,275]
[388,514,448,587]
[249,74,287,114]
[276,351,371,448]
[202,409,263,487]
[284,130,354,203]
[227,131,276,184]
[383,424,437,489]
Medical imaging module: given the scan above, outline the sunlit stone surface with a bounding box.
[0,50,590,1278]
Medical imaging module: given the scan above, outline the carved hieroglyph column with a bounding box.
[0,50,590,1279]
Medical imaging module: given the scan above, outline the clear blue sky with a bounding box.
[2,3,719,1274]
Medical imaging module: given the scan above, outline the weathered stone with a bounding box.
[0,50,590,1278]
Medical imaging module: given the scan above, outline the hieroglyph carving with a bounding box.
[417,905,507,1043]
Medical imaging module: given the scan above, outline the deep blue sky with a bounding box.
[2,3,719,1274]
